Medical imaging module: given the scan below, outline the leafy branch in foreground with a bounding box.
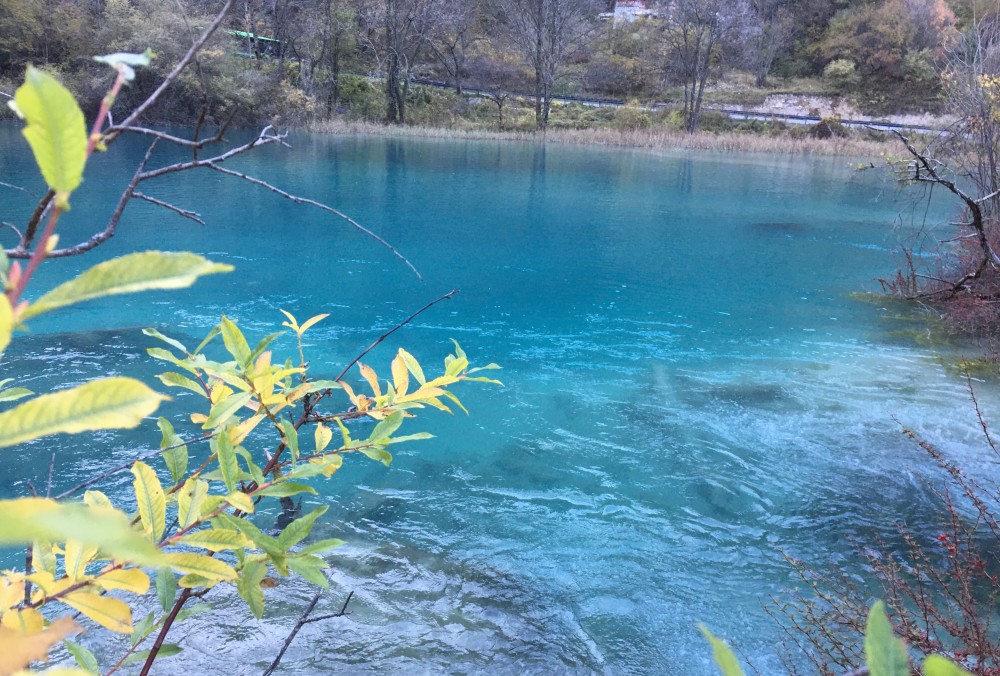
[0,39,500,676]
[703,602,972,676]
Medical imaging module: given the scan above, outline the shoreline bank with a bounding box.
[307,118,893,159]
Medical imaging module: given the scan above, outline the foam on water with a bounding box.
[1,126,993,673]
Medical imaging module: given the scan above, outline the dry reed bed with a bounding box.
[308,118,889,159]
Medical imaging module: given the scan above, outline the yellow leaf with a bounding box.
[314,422,333,453]
[391,354,409,396]
[398,348,426,385]
[131,461,165,541]
[63,540,98,581]
[225,491,254,514]
[298,313,329,334]
[0,574,24,612]
[358,363,381,397]
[177,528,250,552]
[96,568,149,594]
[190,413,208,424]
[229,413,265,445]
[26,572,78,600]
[0,608,44,634]
[0,295,12,355]
[210,380,233,405]
[0,498,162,567]
[0,616,79,673]
[162,553,237,582]
[0,378,166,448]
[60,591,132,633]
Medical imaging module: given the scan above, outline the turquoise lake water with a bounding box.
[1,126,997,673]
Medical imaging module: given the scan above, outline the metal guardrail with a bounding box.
[408,77,946,136]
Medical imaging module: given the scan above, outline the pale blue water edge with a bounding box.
[1,125,996,674]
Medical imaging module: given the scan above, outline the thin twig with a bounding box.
[335,289,458,381]
[45,452,56,498]
[54,432,212,500]
[117,0,235,130]
[206,163,421,280]
[132,192,206,224]
[262,590,353,676]
[0,180,27,193]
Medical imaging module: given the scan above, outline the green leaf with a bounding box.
[122,644,182,666]
[156,567,176,613]
[923,654,973,676]
[387,432,434,444]
[255,482,317,498]
[398,348,426,385]
[236,560,266,619]
[177,478,209,529]
[13,66,86,208]
[157,417,188,485]
[155,372,205,397]
[368,410,404,442]
[865,601,910,676]
[0,377,166,449]
[278,506,329,552]
[279,419,299,462]
[23,252,232,320]
[0,387,33,403]
[359,445,392,466]
[250,332,283,363]
[699,625,745,676]
[287,554,329,588]
[215,432,240,494]
[129,611,155,647]
[0,498,162,566]
[192,325,221,356]
[162,553,237,582]
[178,528,250,552]
[64,640,99,674]
[204,391,252,429]
[297,538,345,556]
[220,316,251,367]
[142,328,188,354]
[173,602,212,624]
[215,513,283,560]
[131,461,166,541]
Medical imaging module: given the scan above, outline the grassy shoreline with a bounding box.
[308,117,891,159]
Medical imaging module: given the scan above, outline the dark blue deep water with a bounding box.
[1,126,996,673]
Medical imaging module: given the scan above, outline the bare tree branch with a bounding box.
[132,192,206,225]
[335,288,458,380]
[206,163,422,280]
[116,0,236,130]
[262,590,353,676]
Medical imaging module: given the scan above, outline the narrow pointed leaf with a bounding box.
[699,625,745,676]
[0,498,161,566]
[177,479,209,529]
[64,639,99,674]
[162,553,237,581]
[14,66,86,208]
[24,253,232,319]
[61,592,132,633]
[236,560,266,619]
[156,567,176,612]
[178,528,250,552]
[215,433,239,494]
[97,568,150,594]
[278,506,329,551]
[368,410,404,442]
[131,461,166,541]
[0,378,166,448]
[220,316,251,366]
[865,601,910,676]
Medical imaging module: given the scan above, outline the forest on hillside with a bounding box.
[0,0,992,131]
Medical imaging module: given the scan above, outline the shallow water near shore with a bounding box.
[1,126,995,673]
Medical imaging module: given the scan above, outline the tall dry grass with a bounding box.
[307,118,890,159]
